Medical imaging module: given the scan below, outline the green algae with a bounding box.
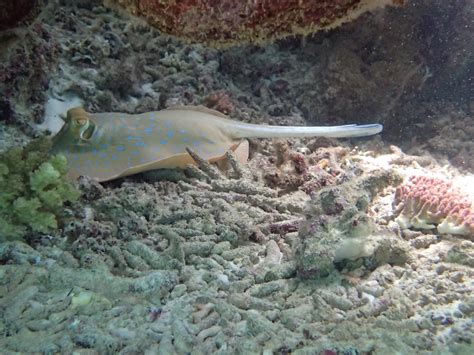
[0,138,79,240]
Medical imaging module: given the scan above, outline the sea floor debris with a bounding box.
[0,0,473,353]
[1,145,473,353]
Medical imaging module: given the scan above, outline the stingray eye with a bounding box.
[80,119,96,140]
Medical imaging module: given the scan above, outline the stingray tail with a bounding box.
[226,121,383,139]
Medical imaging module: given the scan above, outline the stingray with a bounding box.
[50,106,383,182]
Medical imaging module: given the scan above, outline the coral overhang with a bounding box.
[394,175,474,237]
[106,0,406,46]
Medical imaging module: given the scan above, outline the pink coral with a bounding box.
[394,176,474,237]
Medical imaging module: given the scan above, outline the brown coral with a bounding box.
[106,0,405,46]
[394,176,474,237]
[202,91,234,114]
[0,0,38,31]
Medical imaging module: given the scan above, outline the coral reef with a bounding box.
[9,0,466,146]
[0,0,472,353]
[394,176,474,237]
[421,112,474,172]
[0,2,58,130]
[0,0,39,31]
[202,91,234,115]
[1,150,473,353]
[257,139,350,197]
[0,138,79,240]
[296,168,409,278]
[106,0,405,46]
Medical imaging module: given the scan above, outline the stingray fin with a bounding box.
[233,139,249,164]
[165,105,229,119]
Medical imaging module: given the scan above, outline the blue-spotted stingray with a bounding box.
[51,106,383,182]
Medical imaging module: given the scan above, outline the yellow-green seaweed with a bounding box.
[0,138,80,240]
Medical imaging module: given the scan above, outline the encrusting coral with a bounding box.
[106,0,405,46]
[394,175,474,237]
[0,138,79,240]
[296,169,408,278]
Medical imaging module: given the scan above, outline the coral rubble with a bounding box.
[106,0,405,46]
[394,176,474,237]
[296,168,409,278]
[1,150,472,353]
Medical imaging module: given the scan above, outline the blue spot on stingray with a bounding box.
[139,158,145,163]
[144,127,153,134]
[111,154,118,161]
[167,130,174,138]
[134,141,146,147]
[100,143,108,149]
[99,153,108,158]
[131,150,140,156]
[127,135,140,141]
[103,160,110,166]
[160,139,168,145]
[178,129,187,134]
[116,146,126,152]
[182,137,189,143]
[193,140,200,147]
[91,148,98,155]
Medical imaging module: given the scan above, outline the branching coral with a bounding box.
[0,138,80,240]
[106,0,405,46]
[394,176,474,237]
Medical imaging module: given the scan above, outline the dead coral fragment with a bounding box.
[0,138,80,240]
[202,91,234,115]
[106,0,405,46]
[394,176,474,237]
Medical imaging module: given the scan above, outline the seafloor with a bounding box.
[0,0,473,354]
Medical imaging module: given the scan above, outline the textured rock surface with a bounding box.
[0,0,39,31]
[106,0,405,46]
[0,1,58,131]
[1,148,473,353]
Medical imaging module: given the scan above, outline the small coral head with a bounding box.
[394,175,474,237]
